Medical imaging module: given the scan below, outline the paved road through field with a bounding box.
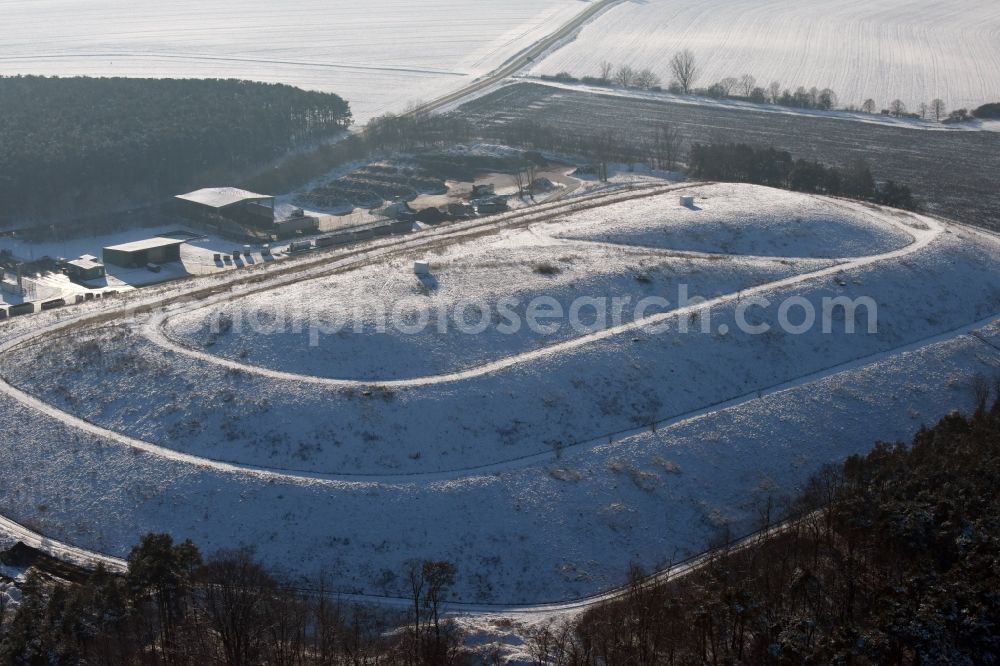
[410,0,626,115]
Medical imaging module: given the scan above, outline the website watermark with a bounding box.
[177,285,879,347]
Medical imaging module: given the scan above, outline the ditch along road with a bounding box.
[409,0,627,116]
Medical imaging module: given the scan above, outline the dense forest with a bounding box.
[0,76,351,226]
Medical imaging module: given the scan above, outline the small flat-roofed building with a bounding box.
[273,215,319,238]
[103,237,186,268]
[64,255,106,281]
[175,187,276,229]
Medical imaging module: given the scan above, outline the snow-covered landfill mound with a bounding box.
[1,183,998,604]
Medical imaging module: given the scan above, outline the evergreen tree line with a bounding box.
[527,385,1000,665]
[689,143,918,209]
[241,111,479,199]
[0,76,351,225]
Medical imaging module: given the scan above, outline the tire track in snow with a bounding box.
[0,515,127,574]
[5,309,1000,488]
[145,198,944,389]
[0,52,467,77]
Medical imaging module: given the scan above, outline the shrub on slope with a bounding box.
[972,103,1000,119]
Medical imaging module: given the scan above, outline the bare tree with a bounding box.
[194,548,277,666]
[793,86,811,107]
[312,576,346,663]
[619,127,640,170]
[599,60,614,82]
[263,586,310,665]
[654,122,683,171]
[861,98,877,114]
[513,169,527,197]
[634,68,662,89]
[422,560,457,664]
[406,560,424,663]
[669,49,699,94]
[918,102,929,119]
[593,130,617,181]
[889,99,907,117]
[717,77,739,97]
[768,81,782,104]
[808,86,820,108]
[514,163,538,198]
[931,98,947,122]
[614,64,636,87]
[739,74,757,97]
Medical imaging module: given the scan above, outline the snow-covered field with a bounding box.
[0,183,998,603]
[0,0,585,121]
[532,0,1000,111]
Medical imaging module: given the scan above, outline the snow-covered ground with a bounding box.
[531,0,1000,111]
[549,183,915,257]
[0,184,997,604]
[162,235,827,379]
[0,0,586,121]
[3,185,998,477]
[0,322,996,603]
[158,184,913,383]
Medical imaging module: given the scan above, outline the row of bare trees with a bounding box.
[560,50,965,123]
[591,50,696,93]
[597,61,662,90]
[869,98,967,123]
